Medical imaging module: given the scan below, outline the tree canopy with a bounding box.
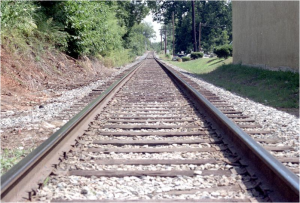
[149,0,232,54]
[1,0,232,60]
[1,0,154,61]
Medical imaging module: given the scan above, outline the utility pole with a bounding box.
[164,26,167,54]
[160,30,163,50]
[172,11,175,56]
[159,28,167,53]
[198,22,202,51]
[192,0,197,52]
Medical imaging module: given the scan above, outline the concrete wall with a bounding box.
[232,1,299,72]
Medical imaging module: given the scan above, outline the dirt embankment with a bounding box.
[1,46,115,112]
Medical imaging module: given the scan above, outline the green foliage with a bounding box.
[182,56,191,62]
[214,44,232,58]
[1,1,37,53]
[150,42,162,53]
[217,30,230,45]
[1,148,33,175]
[115,1,149,31]
[104,49,133,67]
[126,23,155,56]
[48,1,153,59]
[60,1,124,57]
[151,1,232,53]
[191,52,204,59]
[1,1,37,36]
[1,0,154,65]
[34,14,69,52]
[1,1,69,54]
[177,57,182,62]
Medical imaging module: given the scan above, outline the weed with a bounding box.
[43,176,50,186]
[1,148,33,175]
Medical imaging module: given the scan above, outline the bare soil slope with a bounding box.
[1,47,115,112]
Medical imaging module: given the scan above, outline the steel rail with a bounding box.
[155,58,299,202]
[1,60,145,202]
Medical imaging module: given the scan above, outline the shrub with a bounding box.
[182,56,191,62]
[214,44,232,59]
[1,1,37,37]
[54,1,125,57]
[177,57,182,62]
[1,1,38,53]
[107,49,132,67]
[1,1,68,54]
[35,16,69,52]
[165,53,171,59]
[191,52,203,59]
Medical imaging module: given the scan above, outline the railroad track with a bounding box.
[1,52,299,202]
[0,60,142,155]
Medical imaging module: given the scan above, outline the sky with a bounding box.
[143,12,161,43]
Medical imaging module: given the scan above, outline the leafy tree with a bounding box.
[150,42,161,53]
[114,1,150,42]
[57,1,124,57]
[35,1,126,57]
[115,1,149,29]
[150,0,232,53]
[126,22,156,56]
[44,0,152,58]
[1,0,154,62]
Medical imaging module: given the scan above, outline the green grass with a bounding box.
[159,53,172,61]
[168,57,299,109]
[169,57,233,74]
[1,148,33,175]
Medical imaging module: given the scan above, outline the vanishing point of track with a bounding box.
[1,52,299,202]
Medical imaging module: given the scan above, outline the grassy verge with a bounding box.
[158,53,172,61]
[169,57,233,74]
[168,57,299,110]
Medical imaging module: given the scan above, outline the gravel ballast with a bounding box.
[0,54,147,130]
[0,54,147,156]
